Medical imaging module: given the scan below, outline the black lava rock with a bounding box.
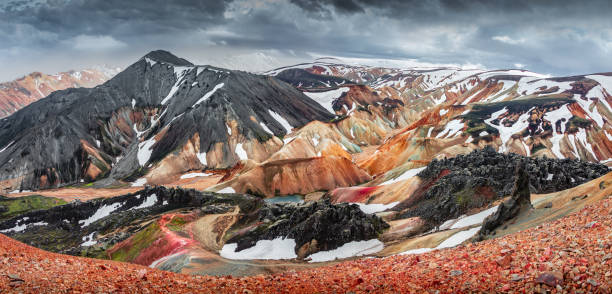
[227,199,389,258]
[397,146,608,225]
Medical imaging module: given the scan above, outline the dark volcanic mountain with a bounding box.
[0,50,334,191]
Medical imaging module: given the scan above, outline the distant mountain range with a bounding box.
[0,66,121,118]
[1,51,612,196]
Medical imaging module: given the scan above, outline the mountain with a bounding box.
[0,50,334,192]
[0,66,120,118]
[1,54,612,290]
[268,61,612,169]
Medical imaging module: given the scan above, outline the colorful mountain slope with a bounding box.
[0,188,609,293]
[0,67,120,118]
[0,51,334,192]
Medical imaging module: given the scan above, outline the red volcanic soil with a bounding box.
[1,197,611,293]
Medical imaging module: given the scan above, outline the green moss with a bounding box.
[465,124,487,134]
[454,187,475,208]
[568,116,591,129]
[12,227,76,252]
[166,217,187,231]
[461,97,571,122]
[90,156,109,174]
[0,195,67,222]
[109,222,161,262]
[531,143,547,154]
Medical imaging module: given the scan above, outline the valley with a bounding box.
[1,51,611,293]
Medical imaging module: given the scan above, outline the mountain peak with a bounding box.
[142,50,193,67]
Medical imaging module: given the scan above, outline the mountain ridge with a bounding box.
[0,50,335,192]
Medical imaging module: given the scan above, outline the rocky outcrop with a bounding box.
[476,163,533,240]
[226,199,389,258]
[396,147,608,225]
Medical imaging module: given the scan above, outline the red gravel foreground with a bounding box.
[1,197,611,293]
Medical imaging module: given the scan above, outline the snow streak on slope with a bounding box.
[484,107,533,153]
[194,83,225,106]
[304,87,350,113]
[543,105,573,159]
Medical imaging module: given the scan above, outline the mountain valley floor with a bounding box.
[1,189,610,293]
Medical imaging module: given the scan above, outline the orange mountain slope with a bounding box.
[0,67,119,118]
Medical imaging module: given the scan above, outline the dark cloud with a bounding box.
[1,0,612,80]
[2,0,230,40]
[290,0,363,15]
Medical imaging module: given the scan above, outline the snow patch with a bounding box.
[542,105,572,159]
[259,122,273,134]
[399,226,481,255]
[268,110,293,133]
[197,152,207,166]
[303,87,350,113]
[79,202,123,227]
[217,186,235,193]
[137,137,156,166]
[220,237,297,260]
[435,119,464,139]
[131,178,147,187]
[144,57,157,67]
[235,143,248,160]
[81,232,97,247]
[180,173,209,179]
[432,93,447,105]
[450,206,499,229]
[312,134,320,147]
[400,247,434,255]
[0,218,48,233]
[129,193,158,210]
[437,226,481,248]
[485,107,533,153]
[307,239,384,262]
[381,167,426,185]
[356,202,399,214]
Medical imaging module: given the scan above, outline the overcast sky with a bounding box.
[1,0,612,80]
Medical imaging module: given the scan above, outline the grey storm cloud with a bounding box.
[1,0,612,80]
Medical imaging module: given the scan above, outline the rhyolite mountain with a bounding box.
[2,54,612,278]
[0,66,119,118]
[0,50,334,191]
